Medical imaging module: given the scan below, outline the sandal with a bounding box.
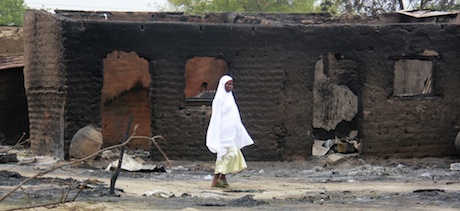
[212,179,229,188]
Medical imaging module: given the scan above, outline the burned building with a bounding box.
[22,9,460,161]
[0,26,28,146]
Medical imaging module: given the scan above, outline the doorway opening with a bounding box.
[101,51,151,149]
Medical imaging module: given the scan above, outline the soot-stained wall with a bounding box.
[23,10,66,158]
[24,10,460,160]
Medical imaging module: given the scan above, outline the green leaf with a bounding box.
[0,0,26,26]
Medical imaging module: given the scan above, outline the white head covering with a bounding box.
[206,75,254,160]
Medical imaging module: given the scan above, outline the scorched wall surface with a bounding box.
[24,10,66,158]
[24,10,460,160]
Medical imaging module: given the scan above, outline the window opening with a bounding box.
[184,57,228,106]
[393,59,433,96]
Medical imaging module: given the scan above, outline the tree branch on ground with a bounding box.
[0,124,170,210]
[0,132,27,153]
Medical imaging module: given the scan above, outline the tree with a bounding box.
[167,0,319,14]
[408,0,460,11]
[0,0,26,26]
[319,0,460,16]
[167,0,460,16]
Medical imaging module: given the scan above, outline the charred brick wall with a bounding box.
[0,27,23,55]
[23,10,66,158]
[24,10,460,160]
[359,24,460,157]
[58,20,314,161]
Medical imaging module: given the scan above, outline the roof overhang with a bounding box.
[0,55,24,70]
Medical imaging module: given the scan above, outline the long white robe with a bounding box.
[206,75,254,160]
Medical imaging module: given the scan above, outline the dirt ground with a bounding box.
[1,155,460,211]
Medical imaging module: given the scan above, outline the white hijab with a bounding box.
[206,75,254,160]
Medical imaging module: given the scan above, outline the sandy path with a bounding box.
[2,158,460,211]
[2,164,459,200]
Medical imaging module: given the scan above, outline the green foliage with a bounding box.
[167,0,460,16]
[414,0,460,11]
[319,0,460,16]
[167,0,319,15]
[0,0,26,26]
